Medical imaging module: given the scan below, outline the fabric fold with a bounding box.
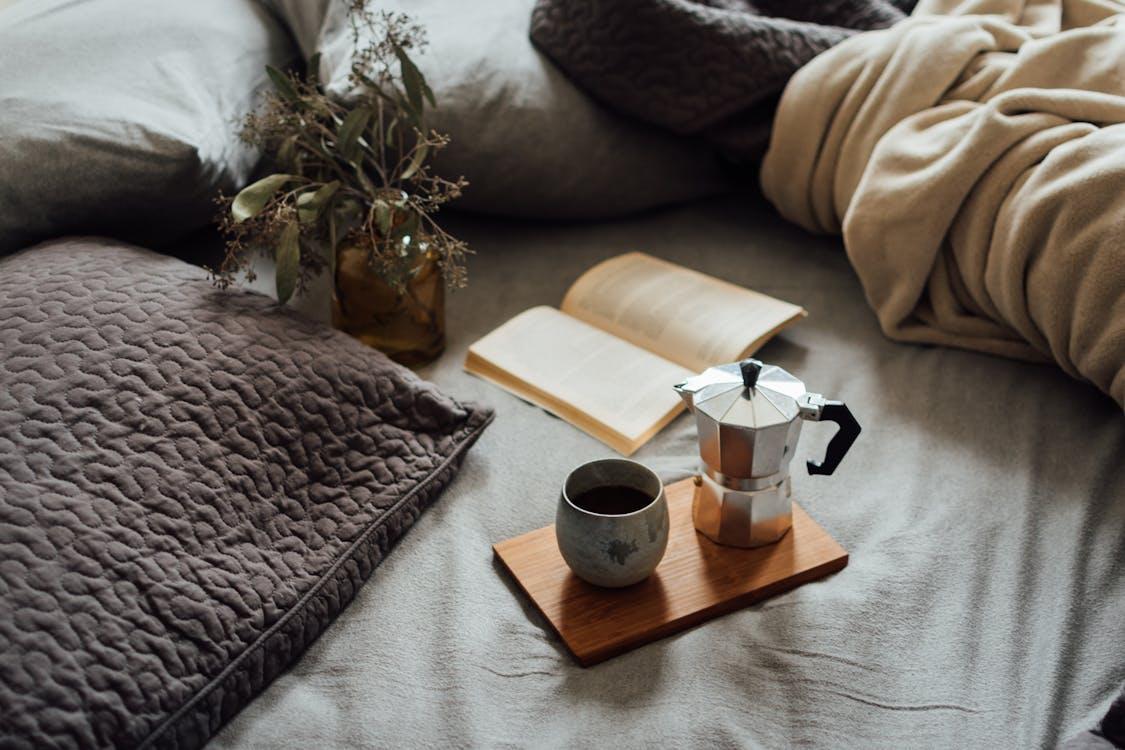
[761,0,1125,406]
[529,0,918,163]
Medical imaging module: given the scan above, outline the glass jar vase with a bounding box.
[332,243,445,367]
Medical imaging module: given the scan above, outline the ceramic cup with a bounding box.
[555,459,669,588]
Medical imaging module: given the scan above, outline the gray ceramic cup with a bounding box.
[555,459,669,588]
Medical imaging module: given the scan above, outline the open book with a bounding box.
[464,252,805,455]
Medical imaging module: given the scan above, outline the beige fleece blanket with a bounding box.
[761,0,1125,407]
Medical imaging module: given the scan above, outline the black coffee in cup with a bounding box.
[558,458,669,587]
[570,485,653,516]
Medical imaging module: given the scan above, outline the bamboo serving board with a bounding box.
[493,477,848,666]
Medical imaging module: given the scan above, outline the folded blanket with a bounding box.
[529,0,917,162]
[761,0,1125,407]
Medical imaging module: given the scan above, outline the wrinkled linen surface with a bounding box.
[761,0,1125,407]
[214,196,1124,749]
[0,241,491,748]
[529,0,917,162]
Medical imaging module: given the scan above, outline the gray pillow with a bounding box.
[0,0,294,255]
[0,238,492,748]
[265,0,729,218]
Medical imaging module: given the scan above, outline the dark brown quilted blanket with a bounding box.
[0,239,492,749]
[530,0,917,162]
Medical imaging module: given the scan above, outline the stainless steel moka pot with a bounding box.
[674,359,860,548]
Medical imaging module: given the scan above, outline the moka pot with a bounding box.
[673,359,861,548]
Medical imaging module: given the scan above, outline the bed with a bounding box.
[2,0,1120,744]
[208,194,1125,749]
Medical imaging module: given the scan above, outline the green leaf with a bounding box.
[266,65,299,103]
[296,181,340,223]
[306,52,321,86]
[336,107,372,163]
[394,43,428,114]
[393,90,421,127]
[315,179,341,204]
[394,43,436,109]
[296,191,315,222]
[399,142,428,181]
[374,200,393,237]
[384,117,397,147]
[277,135,299,170]
[353,164,378,197]
[314,135,335,162]
[420,74,436,109]
[275,221,301,305]
[231,174,293,223]
[335,196,363,223]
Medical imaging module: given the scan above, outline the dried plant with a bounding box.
[210,2,469,304]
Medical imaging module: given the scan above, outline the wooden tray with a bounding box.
[493,477,848,666]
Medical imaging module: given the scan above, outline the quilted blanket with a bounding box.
[760,0,1125,407]
[529,0,918,162]
[0,240,492,748]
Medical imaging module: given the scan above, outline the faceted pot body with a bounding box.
[692,472,793,548]
[694,409,803,480]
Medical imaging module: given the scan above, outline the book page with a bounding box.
[464,306,689,454]
[560,252,806,373]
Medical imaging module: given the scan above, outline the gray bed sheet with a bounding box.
[211,195,1124,749]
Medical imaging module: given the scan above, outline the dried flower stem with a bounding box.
[209,2,469,303]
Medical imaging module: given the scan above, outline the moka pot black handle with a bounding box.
[806,400,861,476]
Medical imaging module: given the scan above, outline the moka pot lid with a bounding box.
[693,359,805,430]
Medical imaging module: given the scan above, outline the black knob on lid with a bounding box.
[739,358,763,389]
